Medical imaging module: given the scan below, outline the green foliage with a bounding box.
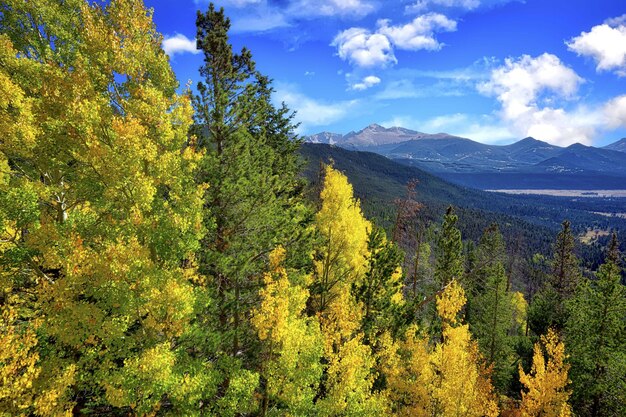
[529,220,582,335]
[467,224,520,392]
[0,2,620,415]
[356,227,406,342]
[566,233,626,416]
[435,206,464,287]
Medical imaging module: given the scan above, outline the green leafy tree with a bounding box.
[0,0,209,414]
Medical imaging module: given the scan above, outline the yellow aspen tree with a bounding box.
[379,327,432,417]
[313,166,389,415]
[0,0,208,414]
[428,280,499,417]
[251,247,324,416]
[519,329,572,417]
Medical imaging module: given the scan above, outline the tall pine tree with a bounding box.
[529,220,581,335]
[190,4,309,411]
[566,232,626,416]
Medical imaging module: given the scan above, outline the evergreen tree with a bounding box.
[551,220,581,298]
[467,224,517,392]
[435,206,464,288]
[566,233,626,416]
[529,220,581,335]
[191,4,309,411]
[355,227,406,344]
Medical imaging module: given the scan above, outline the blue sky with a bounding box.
[148,0,626,146]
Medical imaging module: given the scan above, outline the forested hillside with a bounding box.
[1,1,625,416]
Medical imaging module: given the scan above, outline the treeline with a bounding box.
[1,1,625,416]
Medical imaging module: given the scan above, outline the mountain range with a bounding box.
[304,124,626,189]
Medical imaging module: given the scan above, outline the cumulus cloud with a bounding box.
[604,95,626,129]
[332,13,456,68]
[273,84,360,133]
[478,53,599,145]
[351,75,382,90]
[377,13,457,51]
[332,28,397,68]
[567,19,626,77]
[162,34,200,57]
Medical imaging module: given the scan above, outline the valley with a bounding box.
[487,189,626,197]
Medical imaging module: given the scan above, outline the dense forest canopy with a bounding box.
[0,1,624,416]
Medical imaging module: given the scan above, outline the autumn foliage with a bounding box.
[4,0,617,416]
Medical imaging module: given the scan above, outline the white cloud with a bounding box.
[332,28,397,68]
[332,13,456,68]
[351,75,381,91]
[567,20,626,77]
[230,7,290,32]
[197,0,375,33]
[407,0,480,13]
[381,113,516,143]
[478,53,599,146]
[604,95,626,129]
[162,34,200,57]
[288,0,375,18]
[377,13,457,51]
[273,84,360,133]
[375,79,466,99]
[605,14,626,27]
[406,0,518,13]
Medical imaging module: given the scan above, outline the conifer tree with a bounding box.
[467,224,517,391]
[356,227,406,343]
[551,220,581,298]
[529,220,581,335]
[435,206,464,288]
[191,3,309,409]
[566,233,626,416]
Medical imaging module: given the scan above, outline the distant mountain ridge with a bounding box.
[303,126,626,188]
[604,138,626,153]
[307,123,462,148]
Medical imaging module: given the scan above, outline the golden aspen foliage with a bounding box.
[313,166,389,416]
[314,165,371,298]
[0,300,76,417]
[251,247,323,416]
[428,280,500,417]
[0,0,206,413]
[379,327,432,417]
[511,291,528,332]
[519,329,572,417]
